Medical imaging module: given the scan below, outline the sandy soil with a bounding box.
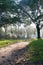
[0,42,29,65]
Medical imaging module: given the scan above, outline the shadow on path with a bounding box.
[0,43,43,65]
[0,46,28,65]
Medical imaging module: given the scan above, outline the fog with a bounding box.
[0,23,43,39]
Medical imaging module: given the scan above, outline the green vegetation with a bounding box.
[25,39,43,62]
[0,39,24,48]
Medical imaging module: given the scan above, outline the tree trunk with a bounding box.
[5,25,7,39]
[36,23,40,39]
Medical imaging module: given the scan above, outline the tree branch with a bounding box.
[35,14,43,21]
[18,5,35,22]
[41,24,43,29]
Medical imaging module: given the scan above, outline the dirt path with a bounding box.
[0,42,29,65]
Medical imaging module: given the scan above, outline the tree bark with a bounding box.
[36,23,40,39]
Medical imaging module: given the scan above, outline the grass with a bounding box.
[25,39,43,62]
[0,39,25,48]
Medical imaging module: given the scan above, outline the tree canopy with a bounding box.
[0,0,43,38]
[20,0,43,21]
[19,0,43,38]
[0,0,22,27]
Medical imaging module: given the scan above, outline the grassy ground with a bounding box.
[25,39,43,62]
[0,39,25,48]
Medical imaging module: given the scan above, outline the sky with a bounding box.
[15,0,21,4]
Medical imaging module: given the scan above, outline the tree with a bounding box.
[0,0,22,26]
[19,0,43,39]
[0,0,24,39]
[0,0,43,39]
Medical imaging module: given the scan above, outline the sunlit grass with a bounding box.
[25,39,43,62]
[0,39,25,48]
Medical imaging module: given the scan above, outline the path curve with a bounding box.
[0,42,29,64]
